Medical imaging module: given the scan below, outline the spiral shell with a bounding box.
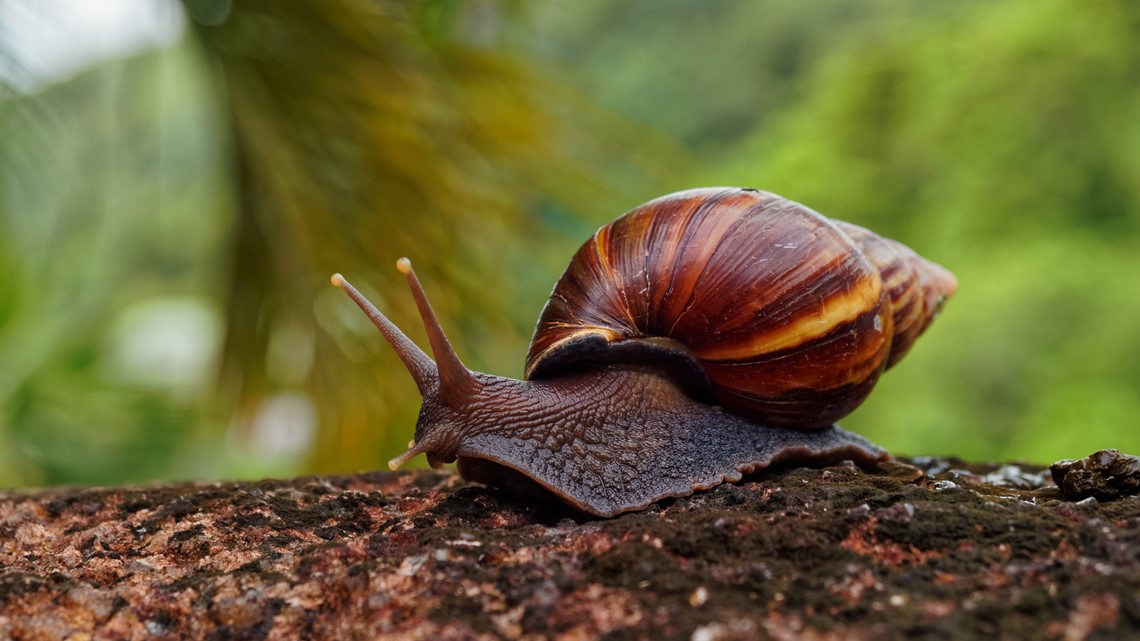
[524,187,956,429]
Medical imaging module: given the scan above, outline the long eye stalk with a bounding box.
[332,259,482,471]
[330,272,437,393]
[395,258,480,398]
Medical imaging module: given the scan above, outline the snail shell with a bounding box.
[525,187,956,428]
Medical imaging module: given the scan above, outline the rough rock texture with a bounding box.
[1,453,1139,640]
[1052,449,1140,502]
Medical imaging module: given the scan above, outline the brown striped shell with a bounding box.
[524,187,957,429]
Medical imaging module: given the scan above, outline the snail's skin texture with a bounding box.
[330,187,955,518]
[444,367,885,518]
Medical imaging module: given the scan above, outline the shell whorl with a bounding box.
[524,187,956,429]
[831,220,956,368]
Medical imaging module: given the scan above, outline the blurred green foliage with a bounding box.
[1,0,1138,487]
[692,0,1140,462]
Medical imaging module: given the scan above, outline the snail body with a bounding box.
[332,188,956,517]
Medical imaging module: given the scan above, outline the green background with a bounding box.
[2,0,1138,487]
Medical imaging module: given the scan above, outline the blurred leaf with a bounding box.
[185,0,676,474]
[700,0,1140,461]
[7,0,1137,487]
[0,43,226,486]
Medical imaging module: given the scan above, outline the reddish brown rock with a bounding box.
[1,457,1138,640]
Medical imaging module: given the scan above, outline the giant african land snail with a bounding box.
[332,188,956,517]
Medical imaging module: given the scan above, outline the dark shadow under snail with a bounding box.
[331,188,957,518]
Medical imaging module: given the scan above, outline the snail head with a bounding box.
[330,260,482,471]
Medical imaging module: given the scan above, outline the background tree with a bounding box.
[1,0,1137,486]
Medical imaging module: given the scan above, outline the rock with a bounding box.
[0,457,1138,640]
[1051,449,1140,501]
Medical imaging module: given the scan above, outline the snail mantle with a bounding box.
[1,452,1139,640]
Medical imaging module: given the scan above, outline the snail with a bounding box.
[331,187,956,517]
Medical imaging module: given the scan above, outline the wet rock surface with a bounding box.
[1,456,1138,640]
